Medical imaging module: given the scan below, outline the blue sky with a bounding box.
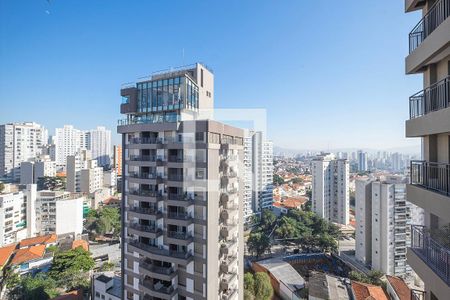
[0,0,422,150]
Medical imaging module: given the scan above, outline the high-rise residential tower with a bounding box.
[404,0,450,298]
[357,150,368,172]
[0,122,48,181]
[118,63,244,300]
[243,130,273,224]
[311,153,349,225]
[54,125,88,168]
[355,176,424,279]
[87,126,112,167]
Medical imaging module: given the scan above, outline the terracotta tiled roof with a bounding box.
[72,240,89,251]
[0,243,17,268]
[273,202,282,207]
[351,281,388,300]
[19,234,57,248]
[282,197,308,208]
[10,244,46,265]
[386,275,411,300]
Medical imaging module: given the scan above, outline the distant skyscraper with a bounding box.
[243,130,273,223]
[357,150,368,172]
[0,122,48,181]
[311,153,349,225]
[54,125,87,168]
[87,126,112,167]
[355,176,424,279]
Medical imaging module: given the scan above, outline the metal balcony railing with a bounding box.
[140,260,175,275]
[141,280,175,295]
[128,155,156,162]
[411,225,450,285]
[128,189,161,197]
[129,137,158,144]
[128,223,162,235]
[409,0,450,53]
[128,206,162,216]
[410,75,450,119]
[167,231,193,240]
[128,239,193,259]
[410,160,450,196]
[166,212,193,221]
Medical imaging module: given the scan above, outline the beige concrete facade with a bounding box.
[118,64,244,300]
[404,1,450,299]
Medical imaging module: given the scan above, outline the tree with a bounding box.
[247,232,271,258]
[273,174,284,186]
[260,209,276,233]
[9,273,59,300]
[244,272,255,299]
[291,177,303,184]
[49,247,94,290]
[0,182,4,193]
[275,216,300,240]
[349,270,384,286]
[86,207,121,238]
[100,261,116,271]
[254,272,273,300]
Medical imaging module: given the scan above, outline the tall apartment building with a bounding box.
[118,63,244,300]
[20,155,56,185]
[87,126,112,167]
[35,191,84,236]
[0,122,48,181]
[242,130,273,223]
[66,150,103,193]
[357,150,368,172]
[114,145,123,176]
[54,125,88,168]
[355,176,424,279]
[0,184,37,247]
[311,153,349,225]
[404,1,450,298]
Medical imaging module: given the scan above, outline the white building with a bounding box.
[355,176,424,279]
[0,184,37,246]
[311,153,349,225]
[103,169,116,188]
[93,274,121,300]
[20,155,56,185]
[54,125,88,168]
[66,150,103,193]
[36,190,84,236]
[243,130,273,223]
[87,126,112,167]
[0,122,48,181]
[357,150,368,172]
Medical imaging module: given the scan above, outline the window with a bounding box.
[201,68,204,87]
[95,292,100,298]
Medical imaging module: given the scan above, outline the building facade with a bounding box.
[311,153,350,225]
[243,130,273,224]
[357,150,368,172]
[114,145,123,177]
[0,122,48,181]
[88,126,112,167]
[404,1,450,298]
[355,176,424,279]
[35,190,84,236]
[66,150,104,193]
[20,155,56,185]
[54,125,88,168]
[118,63,244,300]
[0,184,37,247]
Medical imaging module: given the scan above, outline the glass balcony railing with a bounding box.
[409,0,450,53]
[410,160,450,196]
[410,225,450,285]
[409,75,450,119]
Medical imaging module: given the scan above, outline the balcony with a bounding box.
[409,0,450,53]
[166,212,193,226]
[220,272,238,290]
[128,206,163,220]
[410,161,450,196]
[411,289,426,300]
[141,280,176,299]
[127,223,163,238]
[410,76,450,119]
[128,155,156,162]
[129,137,158,144]
[166,231,194,244]
[128,239,193,263]
[410,225,450,286]
[140,260,176,281]
[220,289,238,300]
[220,255,238,273]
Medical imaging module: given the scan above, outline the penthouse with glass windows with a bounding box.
[118,63,244,300]
[404,1,450,299]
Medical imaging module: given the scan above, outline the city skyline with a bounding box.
[0,0,423,150]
